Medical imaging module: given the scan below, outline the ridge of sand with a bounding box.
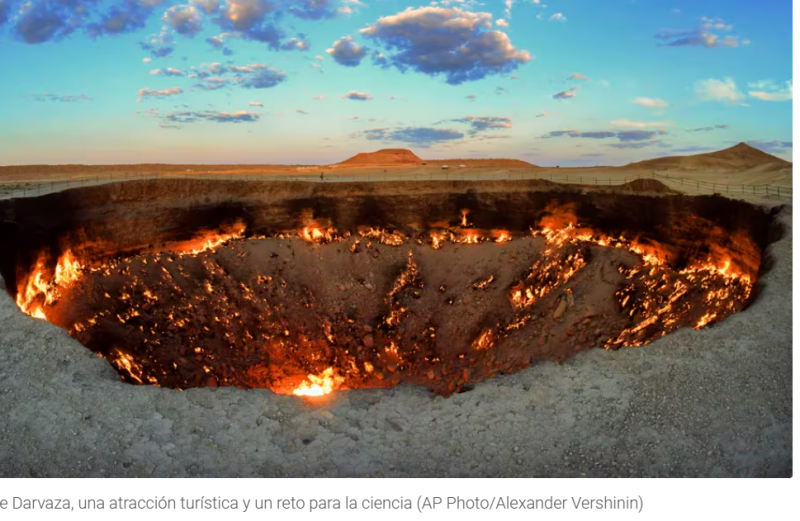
[628,142,791,171]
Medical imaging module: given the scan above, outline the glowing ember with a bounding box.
[177,222,246,255]
[10,201,765,397]
[454,230,483,244]
[293,367,344,396]
[493,230,512,243]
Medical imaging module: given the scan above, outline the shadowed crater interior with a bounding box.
[0,179,780,396]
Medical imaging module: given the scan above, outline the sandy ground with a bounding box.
[0,195,791,477]
[0,163,792,202]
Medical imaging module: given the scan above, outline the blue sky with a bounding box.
[0,0,793,166]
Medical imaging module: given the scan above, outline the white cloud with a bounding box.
[150,68,184,76]
[611,119,670,129]
[359,6,531,84]
[137,87,184,102]
[633,97,669,108]
[163,5,203,36]
[748,80,792,102]
[656,18,747,48]
[550,13,566,22]
[496,19,509,27]
[695,78,745,104]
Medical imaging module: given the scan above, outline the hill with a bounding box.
[337,149,424,166]
[628,143,791,171]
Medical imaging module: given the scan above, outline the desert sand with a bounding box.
[0,143,791,189]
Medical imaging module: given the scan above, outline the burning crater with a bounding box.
[0,180,778,397]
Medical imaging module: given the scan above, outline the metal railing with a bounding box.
[0,169,792,200]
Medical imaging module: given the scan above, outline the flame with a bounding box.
[18,203,758,397]
[53,250,82,288]
[454,230,483,244]
[176,222,246,256]
[472,275,495,290]
[460,209,470,227]
[493,230,512,243]
[472,329,494,351]
[107,348,158,385]
[292,367,344,397]
[696,312,717,328]
[359,227,406,246]
[16,250,83,319]
[300,225,338,244]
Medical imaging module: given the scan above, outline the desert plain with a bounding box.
[0,144,792,477]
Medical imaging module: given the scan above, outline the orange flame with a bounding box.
[177,222,246,255]
[16,250,83,319]
[300,225,338,244]
[493,230,512,243]
[292,367,344,397]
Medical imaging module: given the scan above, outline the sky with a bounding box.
[0,0,793,166]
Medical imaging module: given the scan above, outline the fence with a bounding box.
[0,168,792,200]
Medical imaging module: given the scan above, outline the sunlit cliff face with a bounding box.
[10,200,762,398]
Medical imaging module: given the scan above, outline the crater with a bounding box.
[0,179,779,397]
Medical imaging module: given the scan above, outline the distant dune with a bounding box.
[337,149,424,166]
[628,143,791,172]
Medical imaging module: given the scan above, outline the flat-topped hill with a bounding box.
[337,149,424,166]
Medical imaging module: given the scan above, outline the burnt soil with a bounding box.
[46,237,639,395]
[0,179,779,396]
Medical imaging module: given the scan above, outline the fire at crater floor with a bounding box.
[0,179,791,477]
